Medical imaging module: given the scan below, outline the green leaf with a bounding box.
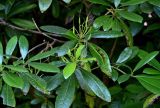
[143,68,160,75]
[5,36,18,58]
[111,69,119,82]
[63,0,71,4]
[103,17,113,31]
[57,40,76,56]
[122,0,148,5]
[119,18,133,46]
[0,42,3,65]
[126,84,145,94]
[52,0,60,18]
[89,43,112,77]
[138,50,160,71]
[116,47,133,63]
[109,86,122,95]
[0,4,5,10]
[63,62,76,79]
[10,18,36,29]
[93,16,109,29]
[1,84,16,107]
[40,25,77,40]
[90,31,123,39]
[136,74,160,94]
[3,72,24,89]
[8,3,36,17]
[19,36,29,59]
[143,94,160,108]
[117,10,143,23]
[4,65,28,72]
[75,69,95,96]
[133,51,159,72]
[29,62,60,73]
[148,0,160,7]
[39,0,52,13]
[80,70,111,102]
[46,73,64,91]
[88,0,109,6]
[114,0,121,7]
[117,74,130,84]
[28,47,58,62]
[55,76,75,108]
[21,72,48,94]
[76,45,85,59]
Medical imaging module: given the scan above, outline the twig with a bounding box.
[0,19,65,43]
[110,39,118,59]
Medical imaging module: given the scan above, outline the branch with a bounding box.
[0,19,65,43]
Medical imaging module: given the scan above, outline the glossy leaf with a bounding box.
[114,0,121,7]
[1,84,16,107]
[81,69,111,102]
[10,18,36,29]
[22,72,48,94]
[40,25,77,40]
[5,36,18,58]
[88,0,108,6]
[76,45,85,59]
[93,16,109,29]
[116,47,132,63]
[117,10,143,23]
[89,43,112,76]
[63,62,76,79]
[111,69,119,82]
[143,94,160,108]
[148,0,160,7]
[133,51,159,72]
[143,68,160,75]
[0,42,3,65]
[90,31,123,39]
[28,47,58,62]
[3,72,24,89]
[19,36,29,59]
[55,76,75,108]
[117,74,130,84]
[39,0,52,13]
[63,0,71,4]
[122,0,147,5]
[4,65,28,72]
[46,73,64,91]
[29,62,60,73]
[136,75,160,94]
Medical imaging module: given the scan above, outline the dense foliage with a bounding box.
[0,0,160,108]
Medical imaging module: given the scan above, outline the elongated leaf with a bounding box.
[1,84,16,107]
[148,0,160,7]
[138,50,160,71]
[21,72,48,94]
[39,0,52,13]
[63,0,71,4]
[89,43,112,76]
[90,31,123,39]
[143,68,160,75]
[136,74,160,94]
[133,51,159,72]
[126,84,144,94]
[52,0,60,18]
[55,76,75,108]
[117,74,130,84]
[29,62,60,73]
[122,0,147,5]
[19,36,29,59]
[80,70,111,102]
[10,18,36,29]
[4,65,28,72]
[9,3,36,17]
[5,36,17,58]
[88,0,109,6]
[40,25,77,40]
[0,42,3,65]
[46,73,64,91]
[114,0,121,7]
[93,16,109,29]
[76,45,85,59]
[117,10,143,23]
[75,69,95,96]
[116,47,132,63]
[143,94,160,108]
[0,4,5,10]
[28,47,58,62]
[3,72,24,89]
[63,62,76,79]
